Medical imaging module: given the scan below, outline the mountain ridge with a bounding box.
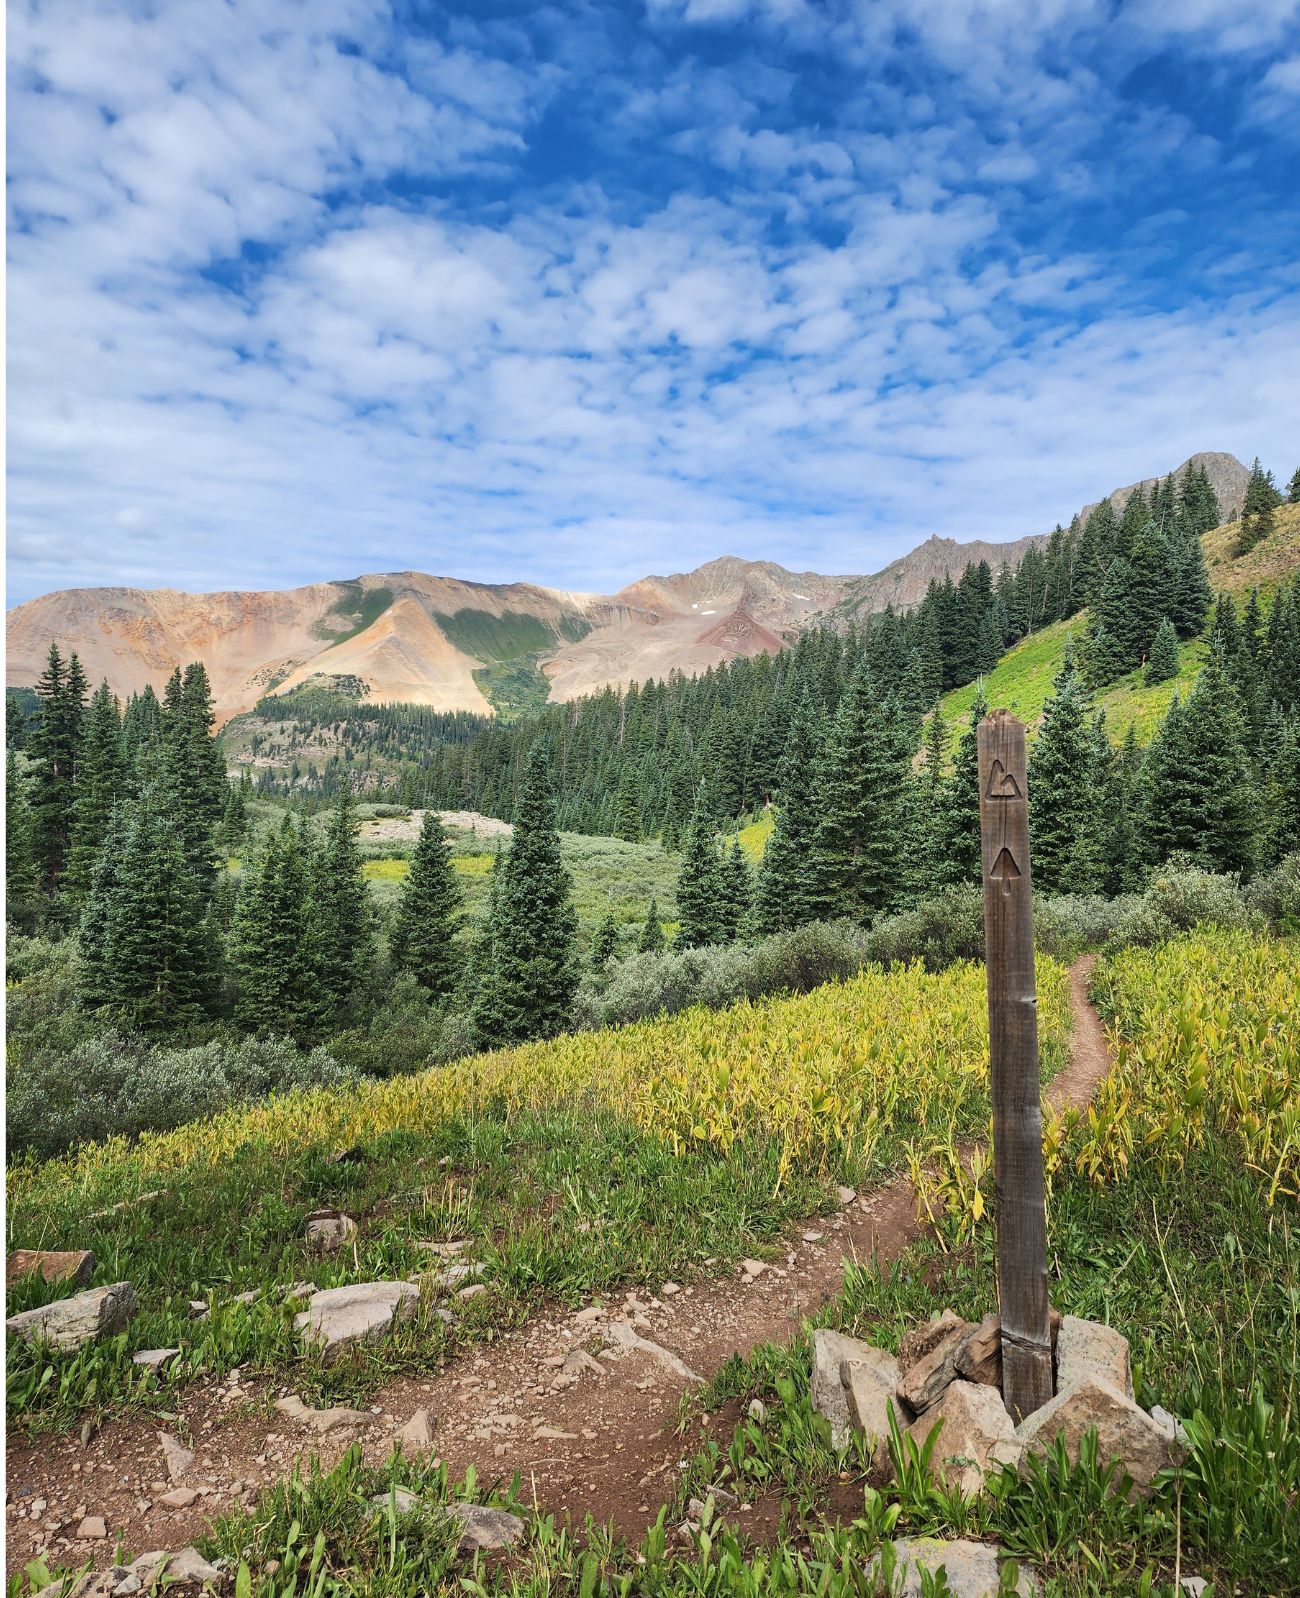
[6,451,1252,720]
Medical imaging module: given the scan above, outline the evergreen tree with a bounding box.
[716,838,754,943]
[1087,557,1142,682]
[613,767,642,843]
[1264,712,1300,865]
[638,898,666,954]
[64,681,123,907]
[1167,524,1212,638]
[1145,618,1179,685]
[5,751,40,931]
[86,791,218,1031]
[30,643,87,896]
[1287,467,1300,506]
[1099,725,1144,896]
[675,783,724,947]
[7,691,28,751]
[232,817,319,1034]
[310,786,374,1027]
[161,662,224,892]
[930,690,987,889]
[1027,648,1103,894]
[1139,650,1259,874]
[1235,457,1281,556]
[391,809,463,999]
[218,779,249,849]
[472,741,579,1044]
[590,912,620,968]
[810,665,912,921]
[753,694,823,934]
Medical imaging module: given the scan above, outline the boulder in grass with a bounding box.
[1054,1316,1132,1401]
[126,1547,226,1590]
[840,1345,907,1466]
[304,1211,357,1252]
[7,1281,136,1350]
[812,1329,883,1448]
[1016,1375,1184,1497]
[132,1347,181,1373]
[7,1249,96,1290]
[438,1502,525,1555]
[867,1536,1039,1598]
[904,1380,1022,1497]
[294,1280,420,1361]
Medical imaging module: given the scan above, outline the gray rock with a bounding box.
[371,1487,423,1513]
[555,1348,605,1386]
[7,1281,137,1350]
[603,1319,701,1383]
[1055,1316,1132,1401]
[840,1344,906,1465]
[158,1430,195,1481]
[898,1316,975,1413]
[438,1502,526,1554]
[159,1487,198,1509]
[7,1248,96,1290]
[1016,1375,1184,1496]
[132,1347,181,1372]
[294,1280,420,1361]
[1150,1404,1190,1447]
[127,1547,225,1589]
[898,1309,965,1372]
[393,1408,437,1450]
[230,1289,262,1307]
[275,1394,372,1433]
[812,1329,884,1448]
[867,1536,1039,1598]
[905,1380,1021,1497]
[45,1567,135,1598]
[77,1515,109,1540]
[304,1213,357,1251]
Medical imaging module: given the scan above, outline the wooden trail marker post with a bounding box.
[977,708,1053,1422]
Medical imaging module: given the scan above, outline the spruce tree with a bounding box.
[1145,618,1179,685]
[753,693,823,934]
[809,665,912,922]
[310,786,374,1027]
[161,662,224,892]
[1027,648,1103,894]
[6,751,40,931]
[675,782,724,947]
[88,792,218,1031]
[930,690,987,889]
[218,779,248,850]
[391,809,463,999]
[613,768,642,843]
[1287,467,1300,505]
[1264,712,1300,865]
[1167,525,1212,638]
[638,899,665,954]
[590,913,620,968]
[1138,651,1259,874]
[30,643,87,896]
[65,681,123,907]
[232,817,319,1034]
[1087,557,1142,682]
[1099,725,1144,895]
[716,838,754,943]
[472,741,579,1044]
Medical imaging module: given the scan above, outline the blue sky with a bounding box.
[7,0,1300,605]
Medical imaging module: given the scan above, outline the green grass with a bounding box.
[471,656,553,718]
[1203,499,1300,597]
[737,808,774,862]
[435,607,591,662]
[311,584,395,647]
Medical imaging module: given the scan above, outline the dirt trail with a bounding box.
[6,960,1113,1573]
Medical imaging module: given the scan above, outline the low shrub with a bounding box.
[864,885,985,971]
[327,973,478,1077]
[6,1033,357,1160]
[1034,893,1140,961]
[1106,859,1265,949]
[1245,852,1300,931]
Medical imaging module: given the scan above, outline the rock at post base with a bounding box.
[1054,1315,1133,1401]
[1016,1374,1184,1496]
[954,1313,1002,1386]
[840,1345,907,1465]
[904,1380,1022,1497]
[898,1309,965,1372]
[898,1315,975,1413]
[294,1281,420,1361]
[7,1248,96,1290]
[7,1281,136,1350]
[812,1329,884,1448]
[867,1537,1039,1598]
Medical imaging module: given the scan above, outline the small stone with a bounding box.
[304,1212,357,1251]
[230,1288,262,1307]
[841,1344,907,1464]
[274,1394,371,1433]
[159,1487,197,1509]
[126,1547,224,1588]
[802,1231,824,1243]
[371,1487,422,1513]
[294,1280,420,1361]
[898,1309,966,1374]
[187,1300,208,1320]
[325,1146,365,1165]
[661,1282,681,1296]
[837,1185,857,1205]
[739,1258,766,1278]
[573,1305,605,1327]
[157,1431,195,1481]
[76,1515,108,1540]
[602,1319,701,1383]
[7,1249,96,1290]
[1016,1374,1184,1497]
[132,1348,181,1372]
[1055,1316,1133,1401]
[7,1282,137,1351]
[867,1536,1039,1598]
[113,1574,143,1596]
[905,1380,1021,1497]
[438,1502,525,1554]
[557,1348,605,1384]
[412,1239,469,1257]
[1179,1579,1208,1598]
[457,1283,487,1301]
[394,1408,437,1451]
[811,1329,883,1449]
[747,1398,767,1423]
[1150,1404,1190,1447]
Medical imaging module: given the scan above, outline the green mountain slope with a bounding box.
[939,502,1300,745]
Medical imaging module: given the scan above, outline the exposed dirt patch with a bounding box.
[5,960,1114,1576]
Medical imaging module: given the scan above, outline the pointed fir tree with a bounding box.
[638,898,666,954]
[64,681,123,907]
[675,782,724,947]
[753,694,823,934]
[1263,711,1300,866]
[1027,647,1104,894]
[218,778,249,850]
[1099,724,1144,895]
[7,691,28,751]
[1086,556,1142,683]
[6,751,40,931]
[1145,618,1180,685]
[613,767,642,843]
[716,838,754,943]
[310,785,374,1028]
[1287,467,1300,506]
[391,809,463,999]
[472,741,579,1045]
[160,662,224,893]
[590,912,620,969]
[929,689,987,890]
[232,816,320,1035]
[30,643,87,897]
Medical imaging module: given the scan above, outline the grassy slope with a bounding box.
[938,503,1299,746]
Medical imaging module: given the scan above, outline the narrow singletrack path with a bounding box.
[6,959,1114,1572]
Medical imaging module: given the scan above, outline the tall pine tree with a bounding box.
[391,809,463,999]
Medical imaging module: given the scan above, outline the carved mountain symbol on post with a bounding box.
[985,759,1022,800]
[990,847,1021,895]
